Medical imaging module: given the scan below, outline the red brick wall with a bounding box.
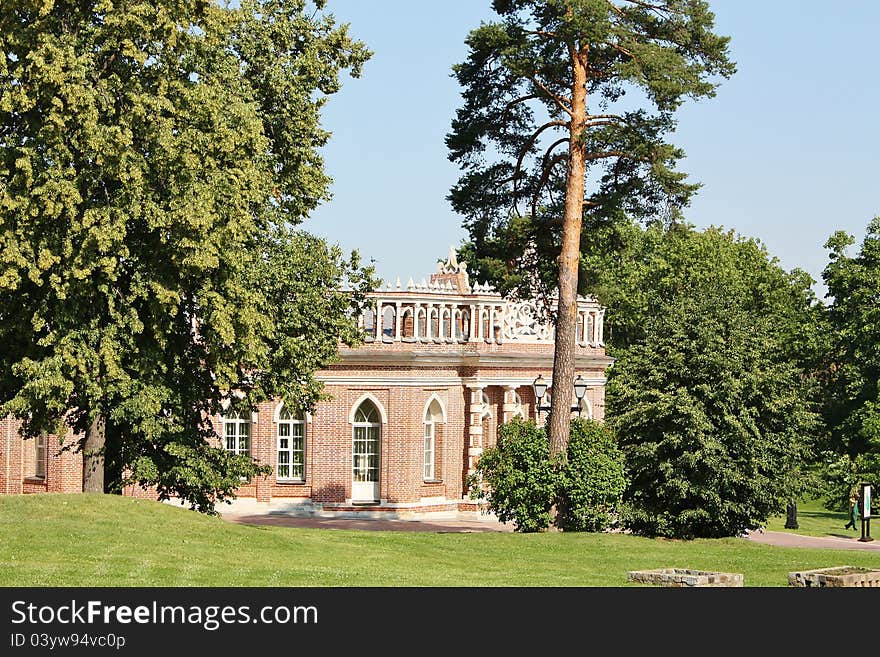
[1,333,610,514]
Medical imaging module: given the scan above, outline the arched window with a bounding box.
[459,310,470,341]
[401,307,414,338]
[363,307,376,339]
[424,399,443,480]
[382,306,396,338]
[429,307,439,339]
[352,400,381,501]
[417,308,427,339]
[223,410,250,455]
[277,406,305,481]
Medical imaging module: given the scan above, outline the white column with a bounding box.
[502,385,518,424]
[469,304,478,342]
[376,300,384,339]
[395,301,402,341]
[414,303,422,341]
[466,385,485,478]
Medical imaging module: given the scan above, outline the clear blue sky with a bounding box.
[307,1,879,300]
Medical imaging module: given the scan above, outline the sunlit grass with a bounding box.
[765,497,876,539]
[1,494,877,587]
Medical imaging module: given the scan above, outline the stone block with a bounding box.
[788,566,880,587]
[626,567,743,587]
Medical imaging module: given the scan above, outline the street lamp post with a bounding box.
[533,374,588,418]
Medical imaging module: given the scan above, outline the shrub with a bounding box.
[559,419,627,532]
[474,418,556,532]
[474,417,626,533]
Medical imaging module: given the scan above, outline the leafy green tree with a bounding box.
[473,417,626,532]
[0,0,373,512]
[447,0,734,461]
[605,225,821,538]
[559,418,627,532]
[820,217,880,506]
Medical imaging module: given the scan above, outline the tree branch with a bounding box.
[605,41,636,59]
[499,94,541,123]
[531,152,568,219]
[526,74,573,117]
[584,150,630,162]
[512,120,569,207]
[525,29,562,40]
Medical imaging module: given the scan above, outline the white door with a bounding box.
[352,401,381,501]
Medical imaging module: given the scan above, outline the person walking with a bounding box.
[844,489,860,530]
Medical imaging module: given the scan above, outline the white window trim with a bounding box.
[352,402,381,487]
[424,414,435,481]
[276,410,306,483]
[222,411,251,456]
[34,434,47,479]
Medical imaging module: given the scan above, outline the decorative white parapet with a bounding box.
[358,250,605,347]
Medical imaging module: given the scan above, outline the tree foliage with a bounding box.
[447,0,734,457]
[448,0,734,299]
[474,417,626,532]
[605,225,821,538]
[819,217,880,506]
[0,0,373,512]
[559,418,627,531]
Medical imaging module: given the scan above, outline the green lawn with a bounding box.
[765,497,876,538]
[1,494,878,587]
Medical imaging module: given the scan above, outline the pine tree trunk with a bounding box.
[82,412,105,493]
[548,45,588,459]
[547,45,589,530]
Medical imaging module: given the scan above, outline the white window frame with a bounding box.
[424,410,436,481]
[352,402,381,488]
[223,410,250,456]
[34,434,47,478]
[277,408,305,482]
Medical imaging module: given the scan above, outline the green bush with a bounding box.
[473,418,556,532]
[474,418,626,533]
[559,419,628,532]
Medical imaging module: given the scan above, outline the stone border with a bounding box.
[788,566,880,587]
[627,567,743,587]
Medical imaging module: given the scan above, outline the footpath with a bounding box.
[223,511,880,549]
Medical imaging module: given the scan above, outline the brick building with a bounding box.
[0,251,612,517]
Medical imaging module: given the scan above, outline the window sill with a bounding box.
[276,479,306,485]
[24,476,46,483]
[422,479,443,484]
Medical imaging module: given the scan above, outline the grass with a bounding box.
[2,494,879,587]
[764,497,875,538]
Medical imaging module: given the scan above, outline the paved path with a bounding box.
[223,513,516,533]
[224,512,880,548]
[744,529,880,550]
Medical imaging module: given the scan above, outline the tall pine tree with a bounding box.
[446,0,735,491]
